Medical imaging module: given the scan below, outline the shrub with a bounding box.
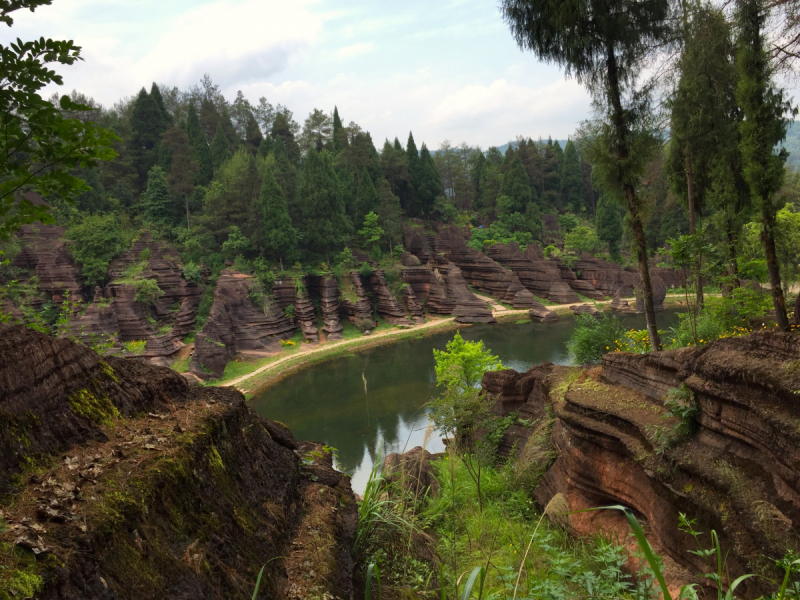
[124,340,146,355]
[359,262,375,278]
[354,317,374,332]
[182,261,201,283]
[284,304,295,319]
[138,247,151,262]
[134,278,164,305]
[566,313,627,364]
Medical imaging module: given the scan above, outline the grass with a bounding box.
[205,330,305,386]
[169,356,190,373]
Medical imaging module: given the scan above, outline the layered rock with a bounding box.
[485,242,569,301]
[340,272,373,325]
[571,303,599,316]
[403,286,426,323]
[635,274,668,311]
[364,270,414,325]
[402,266,455,315]
[442,263,495,324]
[483,331,800,596]
[306,275,344,340]
[547,281,580,304]
[12,224,82,302]
[0,324,357,599]
[190,270,295,378]
[573,256,637,297]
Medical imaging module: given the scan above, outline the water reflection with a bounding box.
[249,311,679,493]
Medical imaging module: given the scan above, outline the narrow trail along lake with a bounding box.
[250,310,680,493]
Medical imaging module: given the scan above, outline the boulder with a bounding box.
[635,274,667,311]
[529,303,559,322]
[570,303,599,316]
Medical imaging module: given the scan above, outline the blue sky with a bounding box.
[7,0,593,148]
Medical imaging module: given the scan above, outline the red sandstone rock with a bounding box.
[547,281,580,304]
[306,275,344,340]
[12,224,83,301]
[486,242,569,301]
[365,270,414,325]
[570,303,599,315]
[340,272,373,325]
[190,270,295,378]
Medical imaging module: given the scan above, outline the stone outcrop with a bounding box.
[306,275,343,340]
[12,224,82,302]
[294,296,319,342]
[573,256,637,297]
[571,303,599,315]
[340,272,373,325]
[547,281,580,304]
[635,274,668,311]
[485,242,570,301]
[364,270,414,325]
[483,331,800,597]
[442,263,495,324]
[402,266,455,315]
[0,324,357,599]
[529,303,559,322]
[190,270,295,378]
[403,286,426,323]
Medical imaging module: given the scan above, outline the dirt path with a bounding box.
[222,316,456,390]
[223,294,692,392]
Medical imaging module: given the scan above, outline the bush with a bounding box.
[134,278,164,305]
[359,262,374,278]
[354,317,374,332]
[66,214,124,288]
[564,225,603,255]
[566,313,627,364]
[182,261,201,283]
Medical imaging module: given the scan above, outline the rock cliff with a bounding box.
[190,270,295,379]
[0,324,357,599]
[483,332,800,597]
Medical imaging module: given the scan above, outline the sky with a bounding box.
[5,0,593,149]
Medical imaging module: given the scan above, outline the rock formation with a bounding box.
[340,271,373,325]
[485,242,571,301]
[364,270,414,325]
[306,275,344,340]
[190,270,295,378]
[12,224,83,302]
[0,324,356,599]
[483,331,800,597]
[571,303,600,315]
[547,281,580,304]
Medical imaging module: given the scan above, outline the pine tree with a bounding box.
[377,180,403,252]
[499,154,533,213]
[418,143,443,215]
[185,104,213,185]
[406,132,422,216]
[271,111,301,164]
[471,150,486,199]
[260,167,297,267]
[380,139,409,196]
[142,166,174,228]
[525,201,543,240]
[149,83,171,129]
[299,108,333,155]
[736,0,794,330]
[393,138,403,153]
[131,87,169,185]
[210,122,232,172]
[272,138,297,220]
[257,135,274,159]
[354,168,380,228]
[296,149,351,258]
[595,193,624,260]
[161,126,198,228]
[561,141,584,213]
[332,106,345,153]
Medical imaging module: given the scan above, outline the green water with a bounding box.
[250,310,680,493]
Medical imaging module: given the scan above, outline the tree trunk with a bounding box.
[727,228,740,289]
[762,211,790,330]
[606,45,661,350]
[185,194,191,229]
[685,151,704,308]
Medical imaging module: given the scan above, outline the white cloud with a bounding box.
[336,42,374,59]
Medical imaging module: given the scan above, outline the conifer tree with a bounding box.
[595,193,623,260]
[393,138,403,153]
[142,166,174,228]
[257,135,274,159]
[525,201,544,240]
[503,0,671,350]
[149,83,171,129]
[272,138,297,219]
[210,122,231,172]
[271,111,301,164]
[296,149,351,258]
[561,141,584,213]
[332,106,345,153]
[406,132,422,216]
[471,150,486,199]
[354,168,379,228]
[131,87,169,184]
[736,0,794,330]
[161,126,198,228]
[185,104,213,185]
[380,139,410,196]
[376,180,403,252]
[418,144,443,215]
[499,154,533,213]
[260,167,297,268]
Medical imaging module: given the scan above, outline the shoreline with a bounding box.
[219,295,687,396]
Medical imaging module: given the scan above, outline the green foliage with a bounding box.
[66,214,124,287]
[124,340,147,355]
[355,168,380,228]
[141,166,174,228]
[557,212,579,233]
[134,278,164,305]
[259,167,297,264]
[358,212,384,248]
[564,225,603,256]
[499,154,533,213]
[566,313,627,364]
[210,122,232,171]
[182,261,201,283]
[433,331,503,395]
[0,3,118,238]
[561,140,584,213]
[595,194,623,259]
